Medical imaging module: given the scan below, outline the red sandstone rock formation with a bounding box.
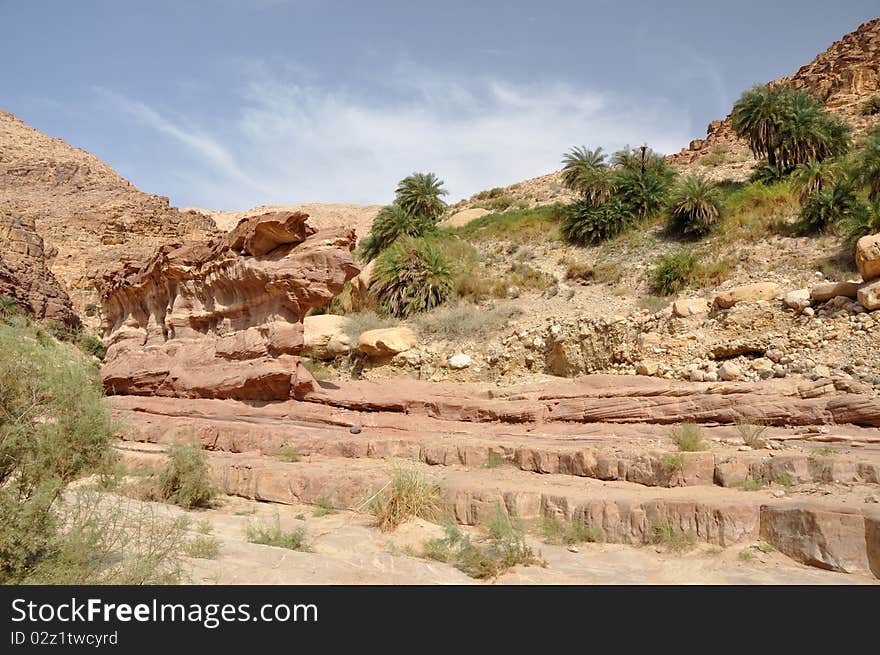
[99,211,359,399]
[0,209,78,326]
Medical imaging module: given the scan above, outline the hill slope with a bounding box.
[0,109,218,314]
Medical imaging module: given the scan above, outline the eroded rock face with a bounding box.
[0,209,78,327]
[99,212,359,399]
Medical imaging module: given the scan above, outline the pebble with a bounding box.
[349,425,362,434]
[567,545,579,553]
[771,489,786,498]
[866,495,879,504]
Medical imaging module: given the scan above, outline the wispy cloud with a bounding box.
[96,65,693,210]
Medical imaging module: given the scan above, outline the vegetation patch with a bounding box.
[369,466,446,532]
[541,515,605,546]
[423,505,543,579]
[670,423,707,452]
[246,515,311,551]
[651,517,698,553]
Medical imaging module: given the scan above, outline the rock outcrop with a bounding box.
[0,108,218,315]
[0,209,78,326]
[99,211,359,399]
[670,18,880,170]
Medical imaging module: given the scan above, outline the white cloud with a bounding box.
[97,66,694,210]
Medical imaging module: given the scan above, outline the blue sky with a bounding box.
[1,1,877,209]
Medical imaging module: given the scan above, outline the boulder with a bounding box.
[99,211,360,400]
[714,283,781,309]
[855,234,880,282]
[447,353,472,370]
[759,504,870,574]
[719,362,742,381]
[358,327,417,357]
[811,281,860,301]
[350,259,377,312]
[442,208,490,228]
[672,297,709,317]
[783,288,811,311]
[303,314,353,359]
[635,360,659,376]
[857,280,880,311]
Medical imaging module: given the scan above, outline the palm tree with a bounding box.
[853,128,880,201]
[793,159,842,203]
[357,203,436,262]
[395,172,448,221]
[611,145,667,172]
[732,84,850,171]
[668,175,722,237]
[560,147,612,206]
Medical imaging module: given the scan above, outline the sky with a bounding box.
[1,1,877,210]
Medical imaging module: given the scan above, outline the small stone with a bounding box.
[689,369,704,382]
[771,489,786,498]
[567,545,579,553]
[636,360,659,376]
[447,353,472,370]
[803,307,815,317]
[865,495,879,504]
[703,371,719,382]
[719,362,742,381]
[349,425,362,434]
[738,445,753,452]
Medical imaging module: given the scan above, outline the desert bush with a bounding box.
[699,145,729,167]
[670,423,706,452]
[22,492,189,584]
[736,420,768,449]
[246,515,310,551]
[414,302,521,341]
[369,465,446,532]
[77,334,105,359]
[798,179,864,234]
[861,96,880,116]
[838,199,880,247]
[562,197,633,244]
[300,357,333,381]
[615,164,674,221]
[183,534,221,559]
[424,504,542,579]
[477,193,518,212]
[650,249,698,295]
[153,442,216,510]
[541,515,605,545]
[668,175,723,237]
[650,517,697,553]
[474,187,506,201]
[0,294,20,317]
[372,237,454,318]
[0,319,114,583]
[271,445,302,463]
[313,496,337,517]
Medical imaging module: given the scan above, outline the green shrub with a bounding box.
[798,179,864,234]
[736,420,768,449]
[77,334,105,359]
[670,423,707,452]
[651,517,697,553]
[372,237,454,318]
[246,515,310,551]
[0,294,19,317]
[154,442,216,509]
[84,303,98,317]
[650,250,698,295]
[183,534,221,559]
[852,128,880,201]
[271,445,302,462]
[369,465,446,532]
[414,302,522,341]
[838,199,880,246]
[424,505,542,579]
[541,515,605,545]
[560,146,613,206]
[749,161,790,184]
[0,320,114,583]
[562,197,633,244]
[313,496,338,517]
[861,96,880,116]
[668,175,723,237]
[447,204,565,243]
[615,165,674,221]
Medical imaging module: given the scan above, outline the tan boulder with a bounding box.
[783,288,811,311]
[350,259,377,312]
[857,279,880,310]
[442,208,490,228]
[358,327,417,357]
[303,314,353,359]
[811,281,860,301]
[714,283,781,309]
[759,504,870,574]
[855,234,880,282]
[672,297,709,317]
[635,360,659,376]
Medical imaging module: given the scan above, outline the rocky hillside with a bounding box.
[0,108,218,317]
[669,17,880,176]
[449,18,880,212]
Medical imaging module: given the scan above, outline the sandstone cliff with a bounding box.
[99,211,359,400]
[0,108,218,316]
